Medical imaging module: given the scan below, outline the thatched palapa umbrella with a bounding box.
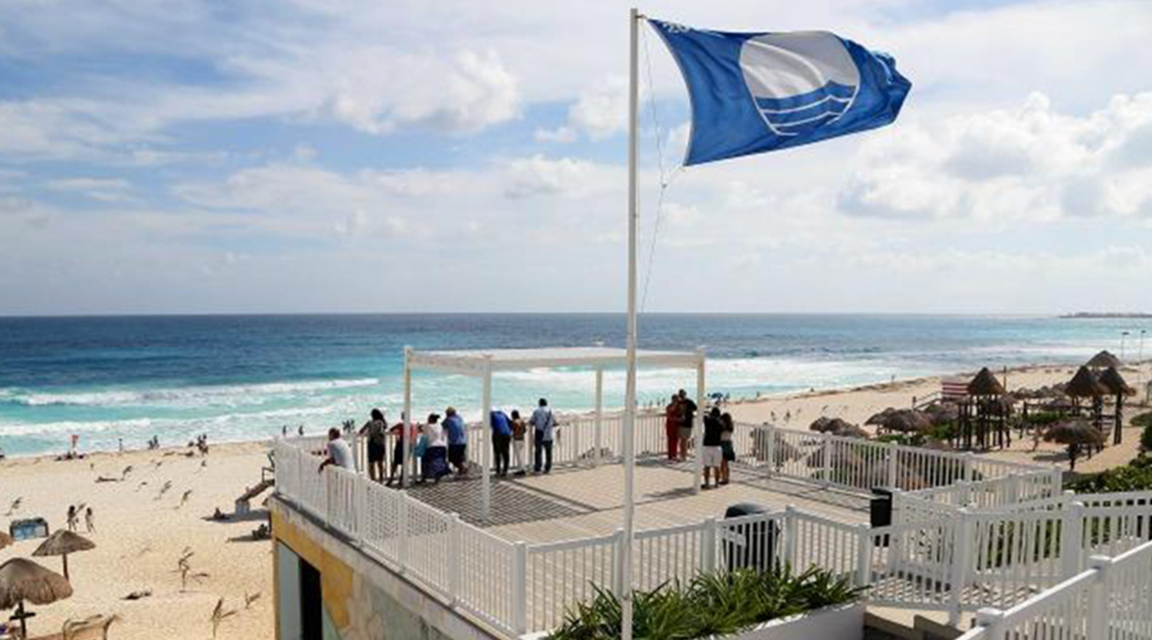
[1044,420,1104,471]
[1086,350,1123,370]
[865,408,897,426]
[881,409,932,434]
[1065,365,1109,433]
[33,530,95,580]
[0,558,73,638]
[1099,366,1135,445]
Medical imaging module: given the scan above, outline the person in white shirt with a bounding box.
[319,427,355,473]
[419,413,450,483]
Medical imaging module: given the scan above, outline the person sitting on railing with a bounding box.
[490,407,513,478]
[318,427,356,474]
[443,407,469,477]
[418,413,450,484]
[510,409,527,476]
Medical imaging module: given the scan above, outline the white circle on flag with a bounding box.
[739,32,860,136]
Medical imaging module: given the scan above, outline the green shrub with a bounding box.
[548,566,862,640]
[1024,411,1063,428]
[1066,463,1152,493]
[1132,412,1152,429]
[1141,422,1152,454]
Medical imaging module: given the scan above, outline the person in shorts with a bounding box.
[701,407,724,489]
[360,408,388,483]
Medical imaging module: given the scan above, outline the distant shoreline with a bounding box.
[1060,313,1152,319]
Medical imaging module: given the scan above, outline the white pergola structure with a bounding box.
[402,346,707,521]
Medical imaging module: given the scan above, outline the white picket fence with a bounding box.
[958,539,1152,640]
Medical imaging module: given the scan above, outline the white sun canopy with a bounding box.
[401,345,707,521]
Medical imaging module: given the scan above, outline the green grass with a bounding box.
[547,566,863,640]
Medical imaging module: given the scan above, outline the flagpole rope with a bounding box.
[640,24,685,313]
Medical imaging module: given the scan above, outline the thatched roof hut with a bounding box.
[1065,366,1108,399]
[1044,419,1104,471]
[1099,366,1135,397]
[33,530,95,581]
[881,409,933,433]
[1086,350,1123,370]
[968,367,1006,396]
[0,558,73,637]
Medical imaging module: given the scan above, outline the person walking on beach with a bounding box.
[84,506,95,534]
[664,394,681,461]
[701,407,724,489]
[490,407,512,477]
[531,398,556,474]
[359,408,388,483]
[443,407,469,476]
[719,412,736,486]
[677,389,697,462]
[66,505,78,531]
[419,413,449,484]
[319,427,355,473]
[510,409,527,476]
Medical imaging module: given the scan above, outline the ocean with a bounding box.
[0,314,1148,457]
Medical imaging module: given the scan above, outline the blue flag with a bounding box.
[650,19,911,166]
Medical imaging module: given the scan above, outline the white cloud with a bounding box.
[840,92,1152,221]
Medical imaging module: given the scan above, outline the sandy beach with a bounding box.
[2,361,1149,639]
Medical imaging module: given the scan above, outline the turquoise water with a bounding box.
[0,314,1147,456]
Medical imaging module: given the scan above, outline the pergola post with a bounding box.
[481,355,493,522]
[595,367,604,466]
[403,346,413,489]
[694,347,706,493]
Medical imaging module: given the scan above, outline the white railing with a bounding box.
[734,422,1055,496]
[273,439,522,636]
[959,539,1152,640]
[274,436,1152,639]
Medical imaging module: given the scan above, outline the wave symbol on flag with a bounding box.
[738,32,861,137]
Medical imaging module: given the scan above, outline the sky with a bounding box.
[1,0,1152,316]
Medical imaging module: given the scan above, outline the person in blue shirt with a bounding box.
[490,407,512,477]
[443,407,469,476]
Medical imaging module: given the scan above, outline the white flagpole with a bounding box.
[622,7,640,640]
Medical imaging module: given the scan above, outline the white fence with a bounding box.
[275,435,1152,638]
[731,423,1052,496]
[958,539,1152,640]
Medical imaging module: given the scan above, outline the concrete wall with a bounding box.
[271,497,503,640]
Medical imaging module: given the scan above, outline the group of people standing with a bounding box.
[665,390,735,489]
[340,399,559,486]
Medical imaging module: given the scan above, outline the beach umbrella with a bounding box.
[967,367,1006,397]
[1086,350,1123,370]
[1043,420,1104,471]
[1098,366,1135,397]
[1064,366,1108,399]
[808,417,834,433]
[865,408,897,426]
[33,530,95,581]
[0,558,73,638]
[882,409,933,434]
[0,531,11,551]
[923,403,959,426]
[835,423,871,439]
